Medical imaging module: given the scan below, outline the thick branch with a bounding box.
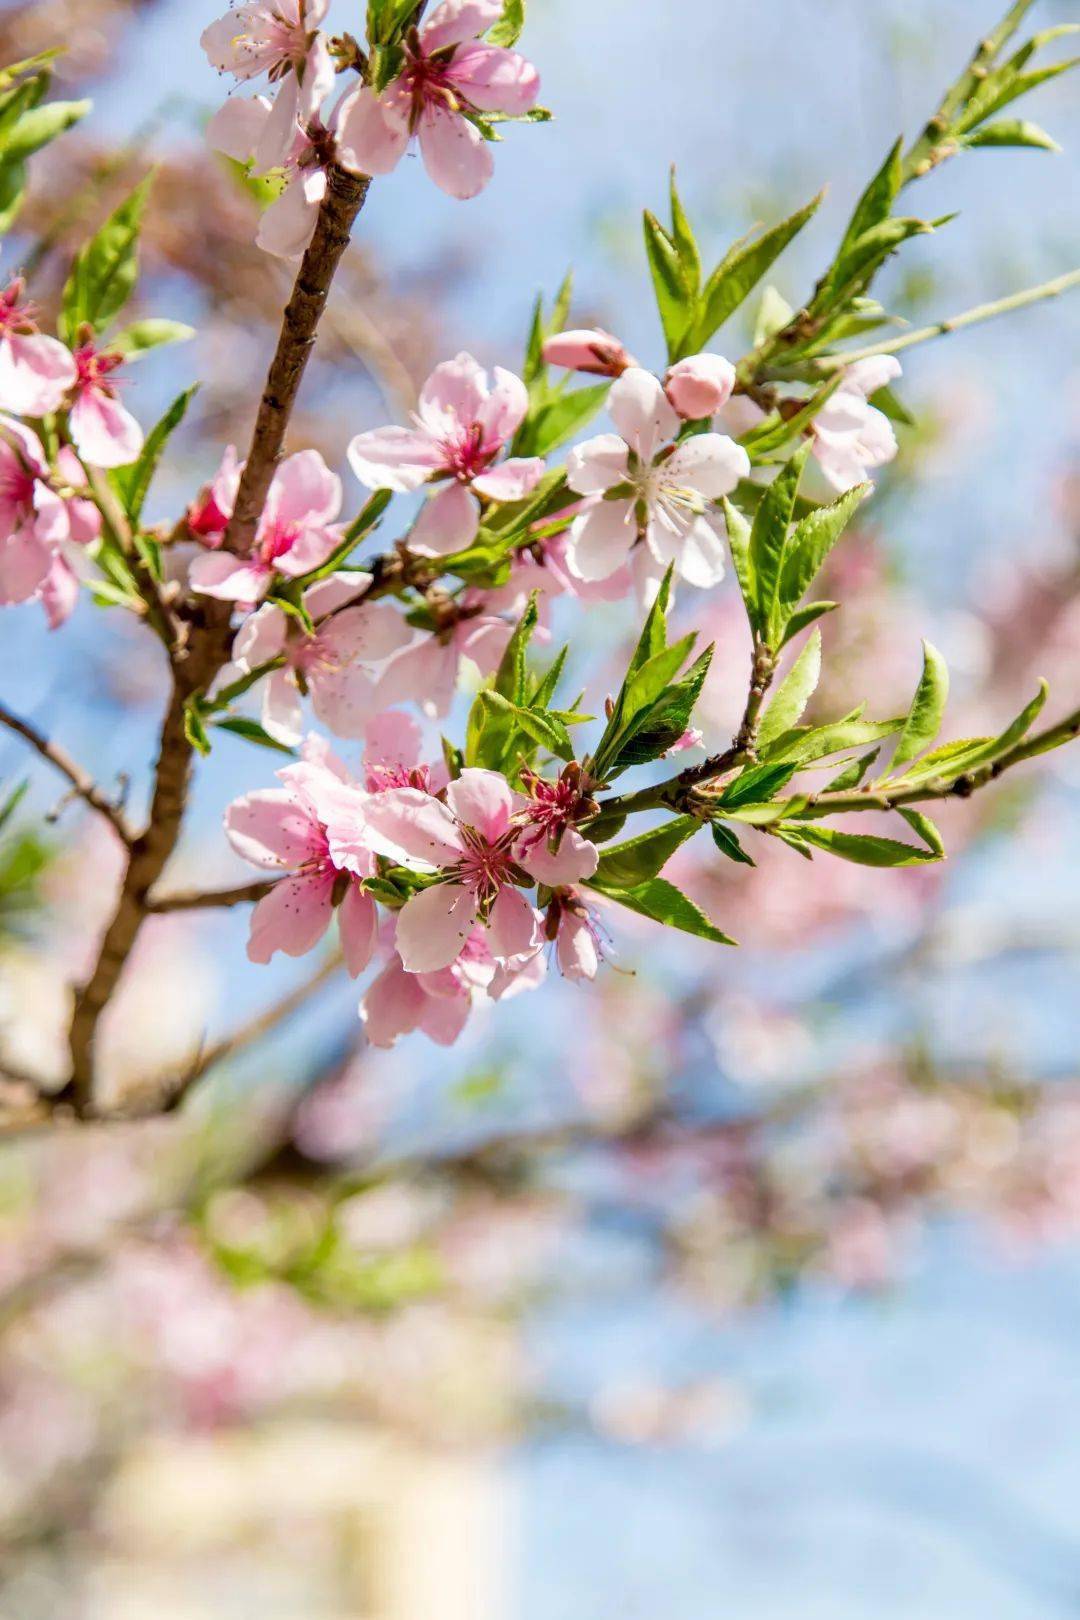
[223,165,371,556]
[0,701,133,844]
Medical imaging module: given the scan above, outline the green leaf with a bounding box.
[668,167,701,294]
[110,318,196,359]
[214,717,296,755]
[812,217,935,315]
[790,825,941,867]
[0,158,27,237]
[763,713,904,765]
[593,816,700,888]
[111,385,197,524]
[710,822,755,866]
[0,780,28,837]
[749,442,811,645]
[494,593,539,705]
[694,191,823,351]
[721,495,756,625]
[779,600,838,647]
[183,698,212,757]
[590,875,736,944]
[837,137,903,260]
[611,644,714,772]
[519,382,607,457]
[643,209,692,360]
[897,807,945,857]
[962,118,1060,150]
[478,690,574,763]
[60,172,154,341]
[716,762,797,809]
[778,482,870,615]
[825,749,880,792]
[488,0,526,47]
[757,627,822,746]
[892,640,950,769]
[753,285,795,347]
[0,97,90,165]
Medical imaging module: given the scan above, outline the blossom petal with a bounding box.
[357,787,465,868]
[303,570,371,619]
[224,786,317,868]
[318,601,412,666]
[664,433,749,500]
[445,43,539,115]
[0,332,76,417]
[421,0,503,52]
[262,667,304,745]
[247,872,334,963]
[189,550,271,602]
[339,884,379,978]
[364,709,423,773]
[565,432,630,497]
[417,987,472,1046]
[206,94,273,161]
[361,955,426,1046]
[347,425,442,493]
[310,665,380,738]
[0,529,51,604]
[256,167,325,259]
[476,366,529,446]
[471,456,544,502]
[69,388,143,468]
[445,767,514,843]
[565,498,636,581]
[268,448,341,529]
[607,367,679,461]
[417,103,493,201]
[254,73,302,173]
[485,886,542,961]
[408,482,480,558]
[521,827,599,887]
[233,601,288,668]
[335,83,411,176]
[395,882,479,973]
[556,912,600,980]
[647,509,727,588]
[417,352,488,435]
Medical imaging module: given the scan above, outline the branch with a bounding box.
[0,701,133,844]
[85,465,183,652]
[145,879,276,913]
[223,165,371,556]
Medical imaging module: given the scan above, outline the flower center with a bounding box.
[455,825,518,907]
[0,279,37,334]
[258,520,300,568]
[402,46,461,129]
[442,421,497,483]
[0,457,35,514]
[74,345,124,396]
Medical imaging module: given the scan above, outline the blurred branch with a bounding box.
[0,701,134,844]
[146,878,276,913]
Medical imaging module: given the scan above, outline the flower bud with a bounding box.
[664,352,736,420]
[542,328,634,377]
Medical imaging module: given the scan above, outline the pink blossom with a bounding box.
[667,727,703,753]
[202,0,334,173]
[188,445,243,546]
[0,420,98,607]
[230,572,413,744]
[224,755,377,974]
[330,767,547,974]
[348,352,543,558]
[189,448,342,603]
[811,356,901,493]
[515,765,600,888]
[67,345,143,469]
[564,368,749,588]
[547,890,605,981]
[0,278,76,416]
[336,0,540,201]
[542,328,635,378]
[207,84,350,259]
[664,352,736,421]
[361,921,544,1048]
[370,610,511,718]
[361,708,447,795]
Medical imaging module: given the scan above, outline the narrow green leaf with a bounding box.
[749,442,811,644]
[590,875,736,945]
[110,318,196,359]
[612,644,714,771]
[643,209,692,360]
[710,822,756,866]
[779,601,838,647]
[892,640,950,769]
[0,97,90,164]
[593,816,700,888]
[757,627,822,746]
[694,191,823,350]
[837,137,903,259]
[494,593,539,705]
[963,118,1060,150]
[112,385,196,523]
[488,0,525,47]
[791,824,941,867]
[60,172,154,340]
[778,482,870,613]
[214,717,296,755]
[721,496,757,630]
[717,762,797,808]
[668,167,701,294]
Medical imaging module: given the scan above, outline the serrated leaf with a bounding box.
[763,713,904,765]
[790,825,941,867]
[721,496,757,627]
[487,0,525,47]
[593,816,700,888]
[479,689,574,763]
[778,482,869,616]
[779,600,838,647]
[590,875,736,944]
[837,137,903,260]
[717,762,797,808]
[694,191,823,351]
[749,442,811,644]
[963,118,1060,151]
[892,640,950,769]
[758,628,822,746]
[710,822,755,866]
[897,807,945,856]
[668,168,701,294]
[824,748,879,792]
[612,644,713,771]
[494,593,539,706]
[60,173,154,341]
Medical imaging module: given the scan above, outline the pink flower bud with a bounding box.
[542,328,634,378]
[664,352,736,420]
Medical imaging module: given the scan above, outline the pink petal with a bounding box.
[189,550,272,602]
[339,883,378,977]
[456,614,511,676]
[355,787,464,868]
[69,387,143,469]
[421,0,503,51]
[607,368,679,462]
[247,872,334,963]
[521,827,599,887]
[395,882,479,973]
[255,76,303,172]
[233,601,288,667]
[565,432,630,497]
[318,601,412,665]
[408,482,480,558]
[261,666,304,745]
[417,987,472,1046]
[565,498,636,581]
[556,912,600,981]
[361,954,427,1046]
[845,355,902,399]
[268,448,342,529]
[206,94,273,161]
[0,529,52,604]
[303,570,370,618]
[364,709,423,773]
[664,352,736,421]
[484,886,542,961]
[38,553,80,629]
[417,103,493,201]
[471,456,544,503]
[273,523,341,577]
[335,83,410,177]
[309,665,380,738]
[224,786,317,868]
[664,433,749,499]
[445,43,540,115]
[0,332,76,417]
[256,167,325,259]
[475,365,529,446]
[347,424,442,493]
[417,352,488,436]
[445,768,514,843]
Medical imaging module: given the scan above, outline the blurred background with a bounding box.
[1,0,1080,1614]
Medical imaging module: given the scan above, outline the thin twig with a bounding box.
[0,701,134,844]
[145,879,276,913]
